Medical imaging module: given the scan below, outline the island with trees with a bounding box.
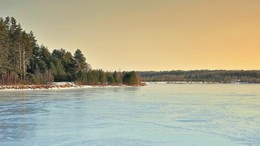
[0,16,142,90]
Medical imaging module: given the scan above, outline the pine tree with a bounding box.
[74,49,90,73]
[113,71,122,84]
[0,18,9,83]
[98,70,107,84]
[123,71,140,85]
[20,31,35,81]
[107,72,115,84]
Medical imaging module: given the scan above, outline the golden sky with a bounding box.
[1,0,260,71]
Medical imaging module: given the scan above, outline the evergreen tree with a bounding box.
[76,70,88,84]
[20,31,35,80]
[0,18,9,83]
[63,51,76,80]
[113,71,122,84]
[107,72,115,84]
[98,70,107,84]
[123,71,140,85]
[52,49,68,81]
[52,58,66,81]
[74,49,90,73]
[8,17,22,83]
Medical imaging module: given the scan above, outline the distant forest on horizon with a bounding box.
[139,70,260,83]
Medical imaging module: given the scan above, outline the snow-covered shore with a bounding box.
[0,82,142,91]
[0,82,90,91]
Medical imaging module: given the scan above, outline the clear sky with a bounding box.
[1,0,259,71]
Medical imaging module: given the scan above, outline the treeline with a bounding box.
[139,70,260,83]
[76,70,141,85]
[0,16,141,85]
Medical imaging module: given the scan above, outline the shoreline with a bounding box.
[1,81,257,91]
[0,82,145,91]
[146,81,260,84]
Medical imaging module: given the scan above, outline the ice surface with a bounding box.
[0,84,259,146]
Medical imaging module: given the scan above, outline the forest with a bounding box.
[0,17,141,86]
[139,70,260,83]
[1,17,259,85]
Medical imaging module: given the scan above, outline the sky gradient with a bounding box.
[1,0,259,71]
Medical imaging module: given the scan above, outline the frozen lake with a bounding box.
[0,83,259,146]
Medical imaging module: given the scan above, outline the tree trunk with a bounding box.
[23,50,26,81]
[7,71,10,84]
[19,44,22,81]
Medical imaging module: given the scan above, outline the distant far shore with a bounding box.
[139,70,260,83]
[0,82,145,91]
[146,81,260,84]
